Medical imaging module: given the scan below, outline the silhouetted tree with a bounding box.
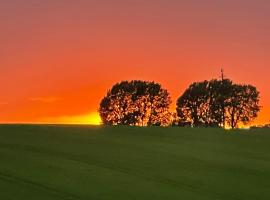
[176,79,260,129]
[207,79,234,128]
[99,80,172,126]
[176,81,211,127]
[225,84,260,129]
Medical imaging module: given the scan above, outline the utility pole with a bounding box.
[221,68,224,81]
[221,68,226,128]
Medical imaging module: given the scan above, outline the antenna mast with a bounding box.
[221,68,224,81]
[220,67,226,128]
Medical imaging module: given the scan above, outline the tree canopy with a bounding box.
[99,80,172,126]
[99,77,260,128]
[176,79,260,128]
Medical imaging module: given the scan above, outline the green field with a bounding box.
[0,125,269,200]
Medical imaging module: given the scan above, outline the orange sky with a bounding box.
[1,0,270,125]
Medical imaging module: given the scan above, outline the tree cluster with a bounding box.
[99,79,260,129]
[176,79,260,129]
[99,80,171,126]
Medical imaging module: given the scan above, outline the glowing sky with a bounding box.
[1,0,270,125]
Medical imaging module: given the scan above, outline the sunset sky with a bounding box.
[1,0,270,125]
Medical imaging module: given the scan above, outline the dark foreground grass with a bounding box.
[0,125,269,200]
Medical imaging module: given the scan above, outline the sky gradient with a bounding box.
[1,0,270,125]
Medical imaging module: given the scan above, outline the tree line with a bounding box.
[99,78,260,129]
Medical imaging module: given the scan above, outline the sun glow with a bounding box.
[39,112,101,125]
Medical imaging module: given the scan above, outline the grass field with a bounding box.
[0,125,269,200]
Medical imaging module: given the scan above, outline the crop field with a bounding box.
[0,125,269,200]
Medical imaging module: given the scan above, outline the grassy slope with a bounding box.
[0,125,269,200]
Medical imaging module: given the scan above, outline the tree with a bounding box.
[176,81,211,127]
[99,80,172,126]
[176,79,260,129]
[226,84,260,129]
[207,79,234,128]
